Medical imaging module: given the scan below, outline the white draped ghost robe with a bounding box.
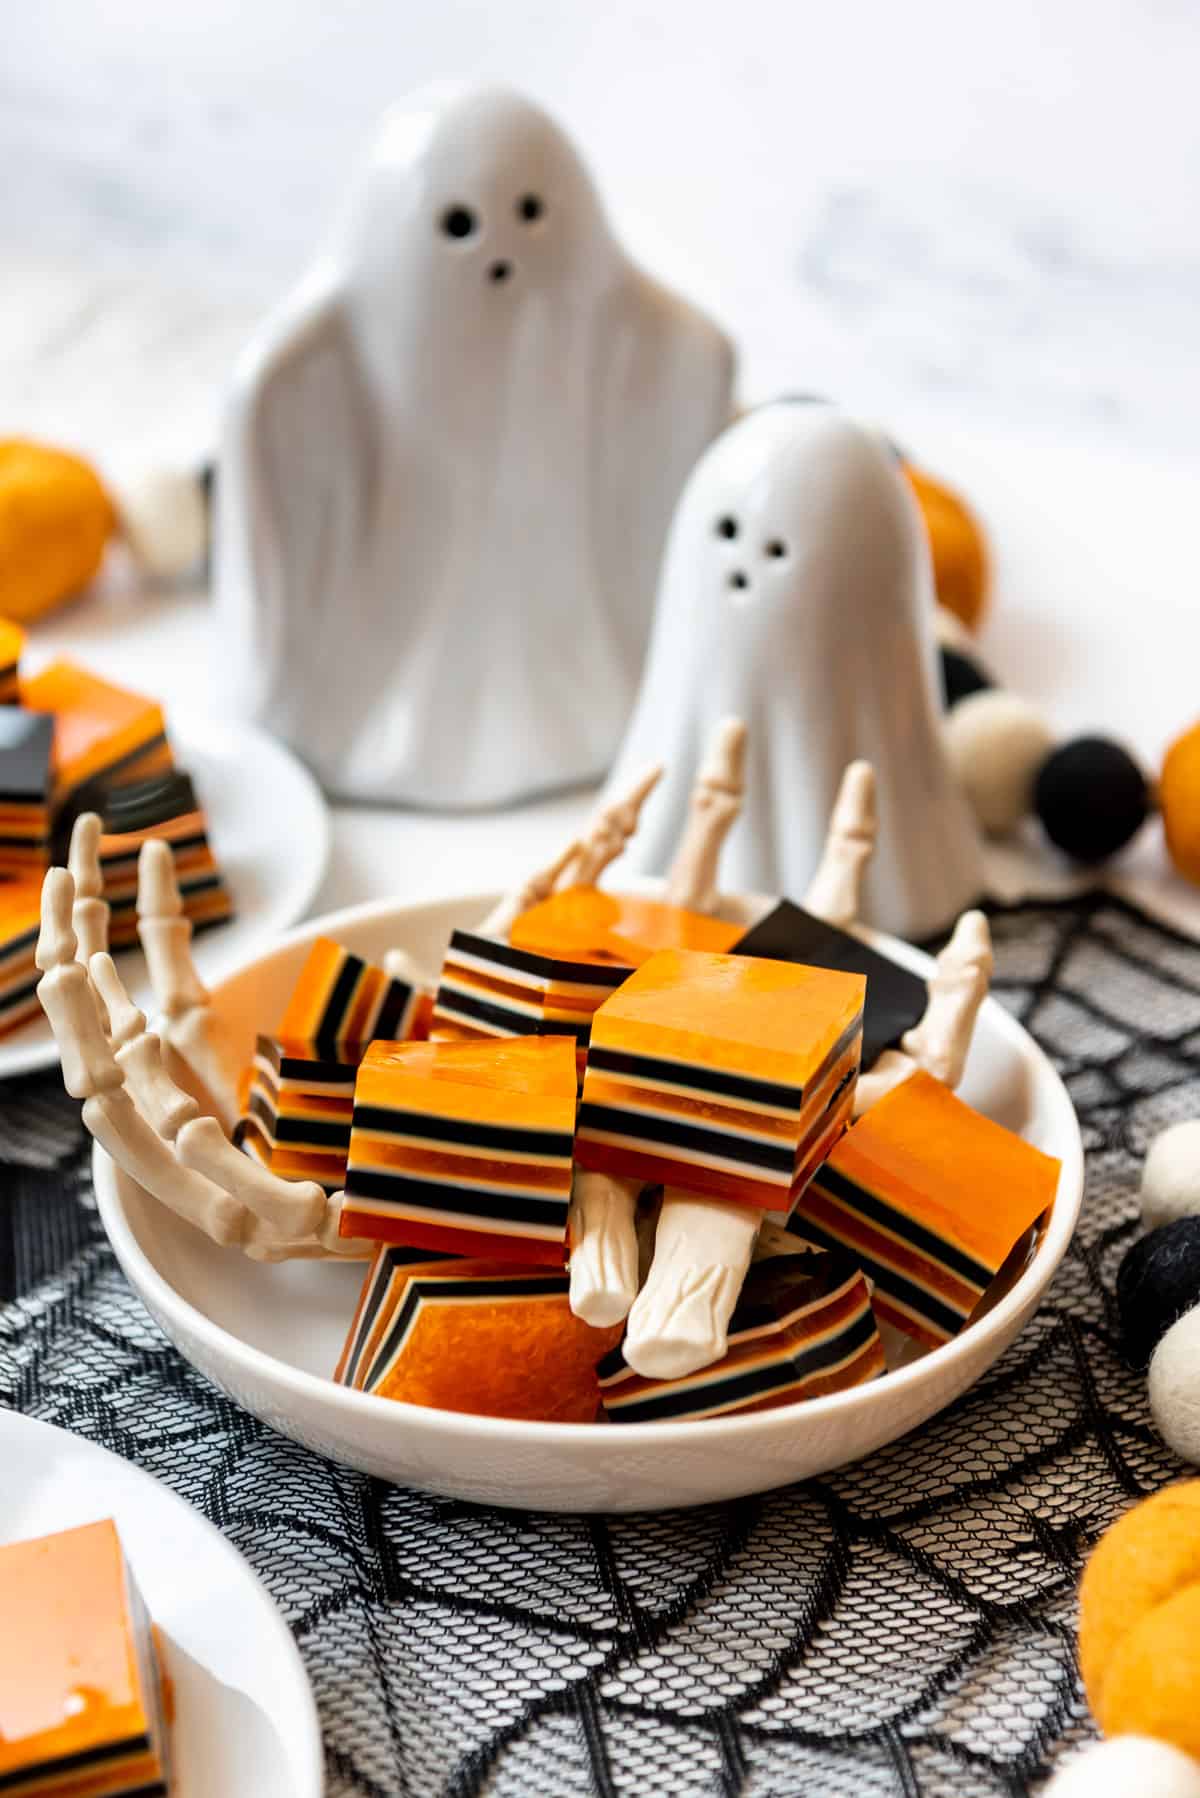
[214,83,734,808]
[607,404,985,940]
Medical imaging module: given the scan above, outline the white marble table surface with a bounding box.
[2,0,1199,929]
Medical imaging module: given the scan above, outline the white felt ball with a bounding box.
[116,468,209,578]
[1042,1736,1200,1797]
[1149,1303,1200,1466]
[1142,1121,1200,1231]
[942,689,1057,836]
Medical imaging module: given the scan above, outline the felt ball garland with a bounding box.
[1116,1216,1200,1372]
[1116,1120,1200,1467]
[936,616,1200,880]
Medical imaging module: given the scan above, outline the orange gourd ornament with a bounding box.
[907,465,989,630]
[0,440,115,621]
[1078,1482,1200,1760]
[1161,722,1200,887]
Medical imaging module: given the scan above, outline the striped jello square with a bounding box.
[339,1036,578,1262]
[234,1035,358,1193]
[793,1070,1061,1348]
[0,709,53,879]
[0,877,43,1038]
[335,1243,621,1421]
[279,936,430,1059]
[574,948,865,1212]
[509,885,744,967]
[432,928,630,1075]
[598,1248,884,1422]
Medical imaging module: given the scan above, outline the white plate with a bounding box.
[0,1408,322,1797]
[0,711,330,1079]
[92,888,1084,1513]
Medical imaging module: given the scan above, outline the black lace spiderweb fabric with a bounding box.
[1,894,1197,1798]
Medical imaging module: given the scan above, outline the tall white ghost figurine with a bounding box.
[608,403,984,939]
[214,83,735,807]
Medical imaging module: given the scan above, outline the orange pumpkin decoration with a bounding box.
[0,439,114,622]
[907,465,989,631]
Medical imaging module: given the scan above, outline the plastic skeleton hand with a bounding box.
[619,754,881,1377]
[477,764,663,942]
[664,717,747,914]
[38,867,374,1261]
[853,908,993,1115]
[134,838,243,1134]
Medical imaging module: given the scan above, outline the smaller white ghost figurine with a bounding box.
[607,402,984,940]
[215,83,734,808]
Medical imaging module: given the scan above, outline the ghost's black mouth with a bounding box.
[488,260,513,284]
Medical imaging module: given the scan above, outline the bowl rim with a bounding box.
[93,887,1085,1450]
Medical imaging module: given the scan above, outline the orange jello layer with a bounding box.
[0,1517,167,1793]
[511,885,743,966]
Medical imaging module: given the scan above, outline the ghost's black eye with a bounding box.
[765,539,788,559]
[440,205,478,240]
[715,516,738,540]
[517,194,544,222]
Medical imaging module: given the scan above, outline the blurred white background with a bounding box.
[2,0,1198,920]
[4,0,1199,458]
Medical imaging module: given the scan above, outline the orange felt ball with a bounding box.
[0,439,115,623]
[1079,1481,1200,1751]
[1096,1583,1200,1759]
[1161,722,1200,887]
[906,465,989,631]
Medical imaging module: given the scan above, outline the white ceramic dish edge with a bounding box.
[93,888,1084,1514]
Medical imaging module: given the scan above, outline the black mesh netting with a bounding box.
[1,893,1196,1797]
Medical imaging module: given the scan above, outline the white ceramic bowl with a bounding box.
[93,890,1083,1514]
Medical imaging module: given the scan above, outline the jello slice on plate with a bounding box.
[339,1035,578,1262]
[574,947,865,1211]
[599,1247,884,1422]
[0,1516,172,1796]
[21,661,172,820]
[278,935,430,1060]
[0,876,44,1037]
[0,618,23,703]
[732,897,928,1071]
[0,708,53,878]
[793,1069,1062,1348]
[98,770,232,947]
[432,928,629,1078]
[336,1243,621,1421]
[234,1035,358,1193]
[510,885,743,967]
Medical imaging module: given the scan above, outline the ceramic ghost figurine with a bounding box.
[215,82,734,808]
[606,403,984,940]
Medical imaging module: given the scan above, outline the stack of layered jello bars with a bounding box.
[0,622,231,1036]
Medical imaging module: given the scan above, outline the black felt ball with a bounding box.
[939,646,993,711]
[1033,736,1150,864]
[1116,1216,1200,1371]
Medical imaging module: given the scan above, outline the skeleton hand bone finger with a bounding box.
[571,763,663,886]
[136,838,241,1130]
[477,836,586,940]
[803,760,877,928]
[68,813,111,966]
[622,1192,760,1380]
[854,908,994,1115]
[666,716,747,913]
[568,1170,642,1327]
[90,948,337,1242]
